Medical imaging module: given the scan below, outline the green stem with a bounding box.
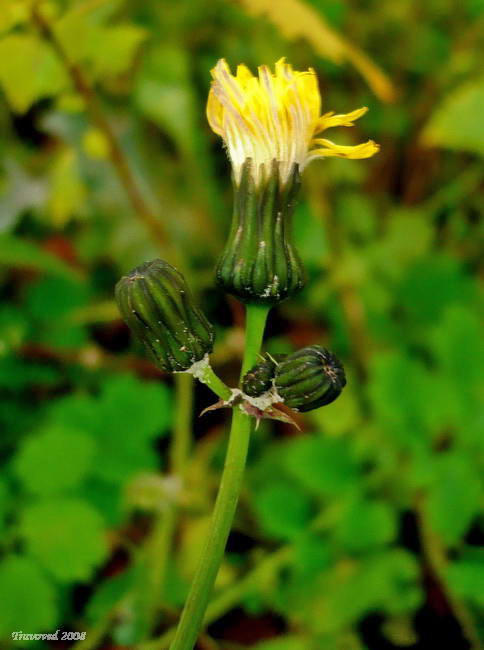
[168,303,270,650]
[139,498,339,650]
[142,373,194,638]
[195,364,232,402]
[140,546,291,650]
[170,408,250,650]
[241,304,271,375]
[140,509,176,638]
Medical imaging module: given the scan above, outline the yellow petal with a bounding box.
[310,138,380,159]
[315,107,368,133]
[293,70,321,119]
[236,63,254,84]
[211,59,245,110]
[206,86,224,136]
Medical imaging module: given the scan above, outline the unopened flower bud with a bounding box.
[274,345,346,412]
[242,354,286,397]
[115,259,214,373]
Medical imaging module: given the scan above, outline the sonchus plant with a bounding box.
[115,58,378,650]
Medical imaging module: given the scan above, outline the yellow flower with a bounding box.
[207,58,379,186]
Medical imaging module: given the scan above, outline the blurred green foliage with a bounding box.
[0,0,483,648]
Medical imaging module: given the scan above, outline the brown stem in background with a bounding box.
[19,342,164,379]
[31,3,169,253]
[415,498,483,650]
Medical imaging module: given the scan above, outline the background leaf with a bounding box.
[0,34,66,112]
[13,425,95,496]
[422,78,484,155]
[19,498,108,583]
[0,555,58,638]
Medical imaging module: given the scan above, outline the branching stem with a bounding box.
[168,304,270,650]
[195,365,232,402]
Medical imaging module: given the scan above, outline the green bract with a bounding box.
[216,159,306,305]
[275,345,346,412]
[115,259,214,372]
[242,354,286,397]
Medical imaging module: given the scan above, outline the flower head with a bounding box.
[207,58,379,186]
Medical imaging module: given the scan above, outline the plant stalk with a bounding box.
[168,304,269,650]
[142,374,194,636]
[195,365,232,402]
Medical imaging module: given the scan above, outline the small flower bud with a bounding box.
[115,259,214,373]
[274,346,346,412]
[242,354,286,397]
